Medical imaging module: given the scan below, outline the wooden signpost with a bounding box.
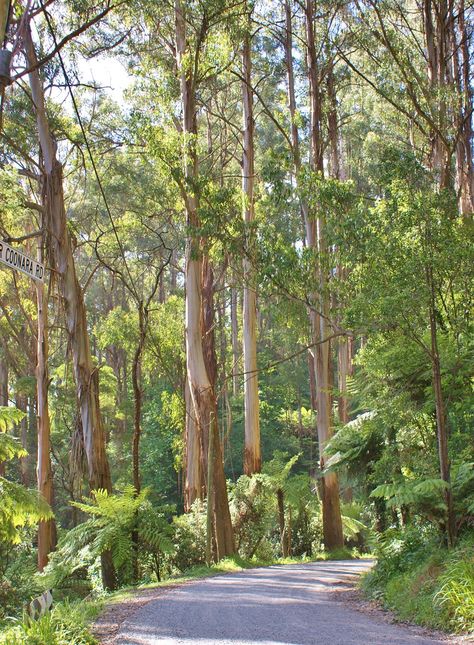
[0,240,45,283]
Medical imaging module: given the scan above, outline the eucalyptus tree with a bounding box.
[241,4,261,475]
[128,0,239,559]
[0,1,119,586]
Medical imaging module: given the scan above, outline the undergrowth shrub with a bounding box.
[0,600,98,645]
[363,527,474,633]
[435,546,474,632]
[171,500,207,571]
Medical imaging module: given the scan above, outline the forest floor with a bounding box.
[94,560,469,644]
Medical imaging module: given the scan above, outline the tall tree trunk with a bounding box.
[16,392,29,486]
[201,258,235,559]
[176,0,234,559]
[35,238,56,571]
[132,305,145,497]
[0,357,8,476]
[242,18,261,475]
[305,0,344,550]
[422,2,457,544]
[427,261,455,545]
[327,58,353,428]
[0,359,8,407]
[452,0,474,216]
[285,0,319,471]
[423,0,452,189]
[230,284,239,396]
[26,26,115,588]
[131,305,145,582]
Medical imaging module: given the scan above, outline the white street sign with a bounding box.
[0,240,45,283]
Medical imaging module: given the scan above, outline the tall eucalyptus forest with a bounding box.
[0,0,473,639]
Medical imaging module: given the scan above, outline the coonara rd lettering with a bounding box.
[0,241,45,282]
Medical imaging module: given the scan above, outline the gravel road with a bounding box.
[114,560,450,645]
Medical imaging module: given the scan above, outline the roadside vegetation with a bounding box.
[363,530,474,634]
[0,0,472,643]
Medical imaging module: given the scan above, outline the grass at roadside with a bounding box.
[361,532,474,634]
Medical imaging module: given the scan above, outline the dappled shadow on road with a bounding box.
[115,561,445,645]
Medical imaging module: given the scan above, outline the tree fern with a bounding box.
[43,487,175,588]
[370,478,448,518]
[0,406,52,549]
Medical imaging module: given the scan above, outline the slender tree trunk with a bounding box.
[427,262,455,545]
[170,248,178,293]
[132,306,145,496]
[242,19,261,475]
[231,285,239,396]
[201,258,235,559]
[276,488,288,557]
[327,58,353,428]
[16,393,29,486]
[452,0,474,216]
[176,0,234,559]
[305,0,344,550]
[422,2,457,544]
[0,357,8,476]
[131,306,145,582]
[26,26,115,588]
[35,240,56,571]
[0,359,8,407]
[285,0,320,476]
[423,0,452,189]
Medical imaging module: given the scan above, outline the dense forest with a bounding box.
[0,0,473,642]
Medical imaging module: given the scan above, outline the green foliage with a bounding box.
[0,600,98,645]
[171,501,207,571]
[0,408,52,553]
[436,549,474,632]
[363,529,474,632]
[42,487,174,589]
[370,478,448,518]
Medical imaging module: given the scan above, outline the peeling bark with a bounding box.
[176,0,234,559]
[26,25,115,588]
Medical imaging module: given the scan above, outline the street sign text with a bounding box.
[0,240,45,283]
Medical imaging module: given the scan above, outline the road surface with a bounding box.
[115,560,450,645]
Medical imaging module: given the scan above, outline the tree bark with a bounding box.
[451,0,474,216]
[26,25,115,588]
[427,261,455,545]
[422,0,452,189]
[16,392,29,486]
[276,488,288,558]
[305,0,344,550]
[326,57,353,428]
[35,239,56,571]
[230,285,239,396]
[422,2,457,544]
[0,357,8,476]
[184,377,202,510]
[242,18,261,475]
[175,0,234,559]
[132,305,145,497]
[286,0,320,471]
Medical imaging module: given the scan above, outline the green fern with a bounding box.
[0,406,53,547]
[370,478,448,517]
[43,487,175,588]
